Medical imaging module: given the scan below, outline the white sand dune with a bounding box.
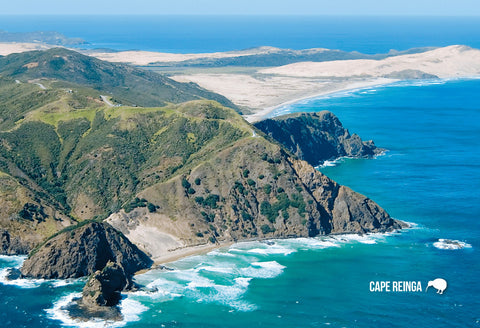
[0,42,53,56]
[87,46,284,65]
[172,45,480,119]
[260,45,480,79]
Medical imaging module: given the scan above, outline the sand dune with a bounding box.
[87,46,285,65]
[260,45,480,78]
[0,42,53,56]
[172,45,480,119]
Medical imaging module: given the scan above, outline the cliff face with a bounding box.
[107,137,403,261]
[254,111,383,166]
[1,229,31,255]
[289,159,404,233]
[20,222,152,279]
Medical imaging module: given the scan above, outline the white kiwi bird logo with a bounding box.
[426,278,447,294]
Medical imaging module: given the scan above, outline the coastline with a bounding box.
[243,78,395,122]
[150,242,233,266]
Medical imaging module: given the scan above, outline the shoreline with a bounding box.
[243,75,480,122]
[150,242,233,266]
[243,78,396,122]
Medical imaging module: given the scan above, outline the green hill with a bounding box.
[0,48,237,110]
[0,49,403,257]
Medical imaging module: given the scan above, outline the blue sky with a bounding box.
[2,0,480,16]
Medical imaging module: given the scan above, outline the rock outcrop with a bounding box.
[20,222,152,279]
[1,229,31,255]
[289,158,406,233]
[254,111,384,166]
[81,261,127,307]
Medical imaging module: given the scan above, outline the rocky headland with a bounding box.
[254,111,383,166]
[20,222,152,279]
[0,48,408,311]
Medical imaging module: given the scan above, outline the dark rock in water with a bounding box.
[1,229,31,255]
[65,298,123,322]
[155,265,174,271]
[82,261,127,307]
[20,222,152,279]
[4,268,21,280]
[254,111,384,166]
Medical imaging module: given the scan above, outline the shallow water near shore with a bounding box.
[1,78,479,327]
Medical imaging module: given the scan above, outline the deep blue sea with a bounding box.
[1,15,480,53]
[1,16,479,328]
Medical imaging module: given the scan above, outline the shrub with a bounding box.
[147,203,156,213]
[260,224,275,234]
[247,179,256,186]
[181,178,191,189]
[187,187,196,194]
[204,194,220,208]
[263,184,272,195]
[259,174,265,180]
[242,169,250,178]
[194,178,201,185]
[241,211,253,221]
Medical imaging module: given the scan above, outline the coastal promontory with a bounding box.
[254,111,383,166]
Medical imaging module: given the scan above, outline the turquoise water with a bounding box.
[1,78,479,327]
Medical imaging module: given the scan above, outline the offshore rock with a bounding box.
[81,261,127,307]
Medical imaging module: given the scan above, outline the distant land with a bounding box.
[2,42,480,120]
[0,30,85,46]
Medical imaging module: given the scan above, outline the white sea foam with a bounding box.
[46,292,147,328]
[50,278,83,288]
[246,245,296,256]
[0,255,26,266]
[433,239,472,250]
[0,268,46,288]
[240,261,286,279]
[197,265,235,274]
[279,237,341,250]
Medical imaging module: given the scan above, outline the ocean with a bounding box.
[1,16,479,328]
[1,15,480,53]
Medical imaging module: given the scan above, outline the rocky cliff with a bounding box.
[107,137,404,261]
[1,229,31,255]
[254,111,384,166]
[20,222,152,279]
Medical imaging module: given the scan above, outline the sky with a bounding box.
[2,0,480,16]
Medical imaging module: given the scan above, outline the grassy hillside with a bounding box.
[0,48,238,110]
[0,49,402,255]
